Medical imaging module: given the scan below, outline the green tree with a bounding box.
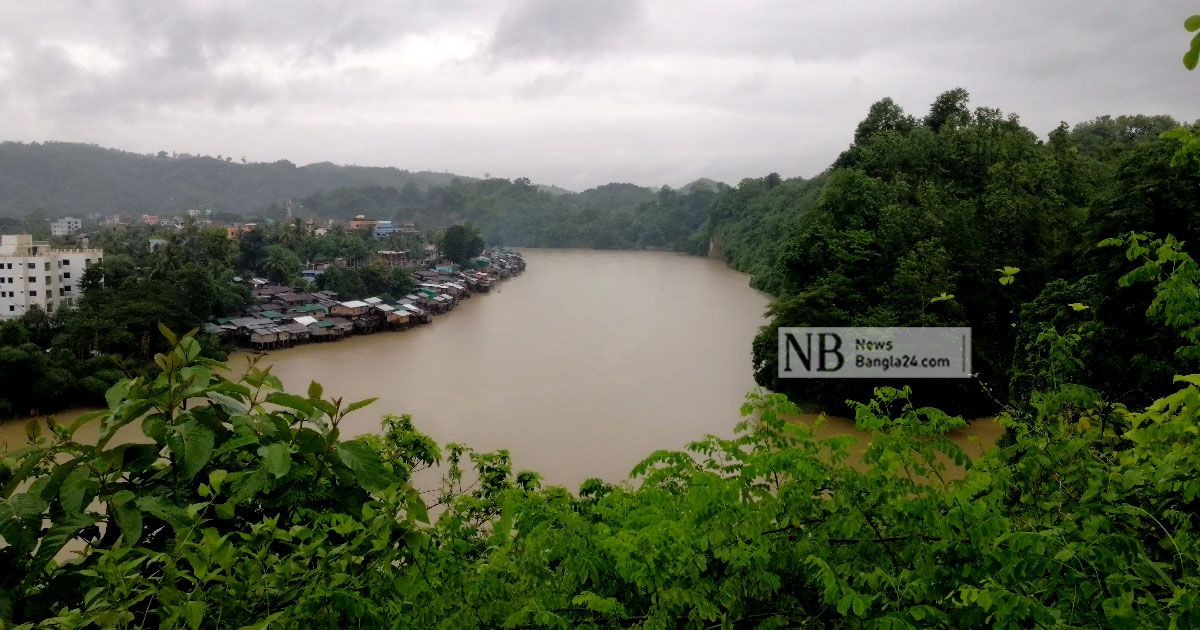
[261,244,302,284]
[924,87,970,132]
[439,224,484,265]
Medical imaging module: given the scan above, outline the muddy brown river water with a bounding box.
[2,249,999,487]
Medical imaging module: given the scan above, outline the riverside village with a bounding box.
[209,247,525,350]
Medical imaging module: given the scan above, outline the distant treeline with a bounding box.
[291,179,722,252]
[0,141,462,217]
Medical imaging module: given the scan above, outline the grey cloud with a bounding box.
[0,1,1198,189]
[514,70,583,99]
[487,0,645,61]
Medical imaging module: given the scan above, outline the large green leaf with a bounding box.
[112,502,143,545]
[171,421,215,481]
[294,428,325,454]
[22,513,99,586]
[182,600,204,630]
[264,392,316,416]
[58,466,96,515]
[404,485,429,524]
[335,441,394,493]
[258,443,291,478]
[8,492,48,518]
[207,391,248,415]
[343,397,379,415]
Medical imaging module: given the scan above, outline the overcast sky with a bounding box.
[1,1,1197,190]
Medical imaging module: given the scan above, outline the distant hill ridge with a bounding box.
[0,140,727,219]
[0,141,468,217]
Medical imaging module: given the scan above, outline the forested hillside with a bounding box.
[697,91,1200,416]
[0,142,463,217]
[295,178,720,251]
[0,141,725,250]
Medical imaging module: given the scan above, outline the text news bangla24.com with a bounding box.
[778,327,971,379]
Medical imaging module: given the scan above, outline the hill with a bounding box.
[0,141,465,217]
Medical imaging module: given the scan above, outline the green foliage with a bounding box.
[438,224,485,266]
[707,90,1198,415]
[1184,15,1200,70]
[0,224,246,419]
[315,264,413,301]
[261,244,302,284]
[0,141,460,218]
[1,329,427,627]
[297,177,720,251]
[4,245,1200,626]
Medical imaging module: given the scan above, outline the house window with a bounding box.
[27,262,34,269]
[62,260,69,266]
[63,272,70,279]
[64,285,71,293]
[8,305,12,312]
[44,262,50,271]
[28,276,34,283]
[45,276,50,284]
[29,290,36,296]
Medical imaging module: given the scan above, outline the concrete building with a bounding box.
[373,220,397,237]
[0,234,103,318]
[50,217,82,237]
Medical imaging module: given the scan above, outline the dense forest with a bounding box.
[293,178,720,251]
[701,96,1198,417]
[0,140,727,251]
[0,142,464,217]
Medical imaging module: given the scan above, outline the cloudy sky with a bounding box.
[0,1,1196,190]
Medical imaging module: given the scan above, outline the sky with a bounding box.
[0,1,1197,191]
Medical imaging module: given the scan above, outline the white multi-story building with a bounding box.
[50,217,82,237]
[0,234,103,318]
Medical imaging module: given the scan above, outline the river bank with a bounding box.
[203,248,526,352]
[2,249,1001,485]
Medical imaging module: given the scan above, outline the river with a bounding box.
[1,249,999,487]
[243,248,773,487]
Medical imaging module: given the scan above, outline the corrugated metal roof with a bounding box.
[338,300,369,308]
[293,315,318,326]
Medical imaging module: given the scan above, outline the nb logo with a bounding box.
[781,332,844,372]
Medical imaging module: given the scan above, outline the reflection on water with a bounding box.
[1,249,1000,487]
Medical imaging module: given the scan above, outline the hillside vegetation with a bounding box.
[0,141,463,217]
[700,95,1198,417]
